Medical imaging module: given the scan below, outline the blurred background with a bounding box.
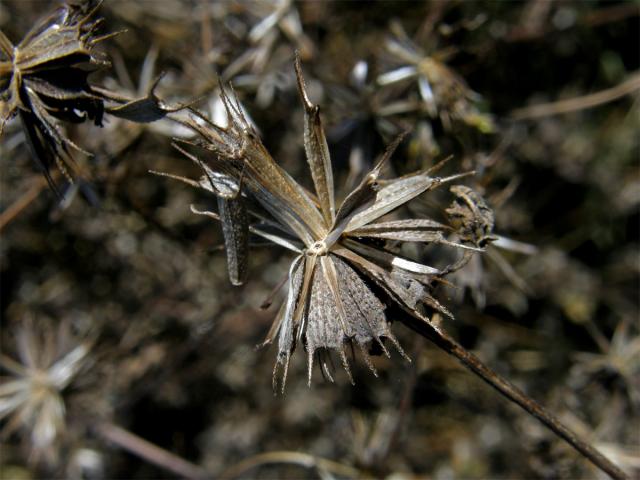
[0,1,638,478]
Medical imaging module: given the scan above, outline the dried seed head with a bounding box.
[377,21,495,133]
[1,1,180,195]
[0,319,93,465]
[446,185,496,247]
[176,57,483,391]
[1,2,109,188]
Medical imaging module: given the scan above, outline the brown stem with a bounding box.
[403,316,628,480]
[95,422,210,479]
[510,72,640,120]
[374,336,420,468]
[582,3,640,28]
[217,451,360,479]
[0,176,47,232]
[505,3,639,42]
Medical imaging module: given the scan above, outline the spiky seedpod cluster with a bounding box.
[0,1,178,193]
[2,3,632,480]
[158,56,490,391]
[0,1,111,189]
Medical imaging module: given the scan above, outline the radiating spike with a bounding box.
[375,336,391,358]
[319,351,335,383]
[339,347,355,385]
[260,274,289,310]
[307,349,314,387]
[320,256,349,336]
[149,170,201,189]
[272,362,279,394]
[260,303,286,348]
[385,332,411,363]
[281,353,291,395]
[425,155,454,176]
[357,343,378,377]
[295,52,335,225]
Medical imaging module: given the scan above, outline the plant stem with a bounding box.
[95,422,210,479]
[510,71,640,120]
[0,176,47,232]
[404,316,629,480]
[217,451,361,479]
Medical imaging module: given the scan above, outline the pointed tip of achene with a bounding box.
[294,51,315,112]
[386,332,412,363]
[272,352,292,395]
[339,347,356,385]
[307,349,314,387]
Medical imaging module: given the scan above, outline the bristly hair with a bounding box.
[166,53,485,392]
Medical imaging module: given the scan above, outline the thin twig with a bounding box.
[374,336,420,467]
[511,72,640,120]
[505,3,639,42]
[0,176,47,232]
[95,422,210,480]
[582,3,640,28]
[218,451,361,479]
[403,316,629,480]
[505,0,553,42]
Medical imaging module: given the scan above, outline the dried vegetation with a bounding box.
[0,1,638,479]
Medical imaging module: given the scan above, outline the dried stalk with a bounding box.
[0,176,47,232]
[95,422,210,480]
[218,451,361,479]
[403,316,629,480]
[511,72,640,120]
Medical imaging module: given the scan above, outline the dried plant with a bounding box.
[202,0,315,109]
[572,318,640,406]
[326,60,407,189]
[0,319,93,465]
[150,134,250,286]
[446,179,538,310]
[0,1,179,194]
[377,21,494,133]
[222,0,314,80]
[156,55,628,480]
[445,185,496,248]
[1,3,634,479]
[161,55,481,392]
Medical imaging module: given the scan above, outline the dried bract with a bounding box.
[572,319,640,406]
[1,1,109,189]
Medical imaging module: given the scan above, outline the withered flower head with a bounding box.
[0,1,180,193]
[167,55,484,391]
[377,22,494,133]
[1,1,111,189]
[0,319,93,464]
[222,0,314,81]
[446,185,497,248]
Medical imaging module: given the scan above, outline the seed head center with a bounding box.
[308,240,328,256]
